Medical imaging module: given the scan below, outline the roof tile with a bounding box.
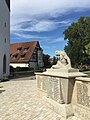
[10,41,38,63]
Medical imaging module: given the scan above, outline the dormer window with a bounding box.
[13,53,18,59]
[17,47,22,52]
[24,47,29,51]
[21,53,26,58]
[10,54,12,57]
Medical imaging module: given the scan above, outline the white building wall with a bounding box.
[10,63,29,68]
[0,0,10,78]
[10,62,37,69]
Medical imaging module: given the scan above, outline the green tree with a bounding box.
[63,16,90,67]
[85,43,90,59]
[51,56,57,66]
[43,54,51,68]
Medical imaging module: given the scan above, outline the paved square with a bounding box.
[0,77,81,120]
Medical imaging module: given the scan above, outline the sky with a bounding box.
[10,0,90,57]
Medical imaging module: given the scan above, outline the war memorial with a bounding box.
[36,50,90,120]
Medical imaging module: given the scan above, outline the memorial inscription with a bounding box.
[77,82,90,108]
[47,77,64,103]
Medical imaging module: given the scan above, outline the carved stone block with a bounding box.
[77,82,90,108]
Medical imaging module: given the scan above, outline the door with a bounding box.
[3,54,6,74]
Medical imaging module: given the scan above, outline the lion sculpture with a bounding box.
[52,51,71,69]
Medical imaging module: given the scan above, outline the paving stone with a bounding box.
[0,77,81,120]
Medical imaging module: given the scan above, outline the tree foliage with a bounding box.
[85,43,90,59]
[43,54,51,68]
[63,16,90,67]
[50,56,58,66]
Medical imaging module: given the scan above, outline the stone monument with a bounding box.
[52,50,71,69]
[35,50,87,119]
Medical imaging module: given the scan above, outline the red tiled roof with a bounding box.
[10,41,38,63]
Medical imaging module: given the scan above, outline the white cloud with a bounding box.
[11,0,90,24]
[28,20,71,32]
[11,0,90,34]
[11,31,65,44]
[28,21,57,32]
[12,32,49,40]
[11,19,71,33]
[11,0,90,15]
[11,20,57,32]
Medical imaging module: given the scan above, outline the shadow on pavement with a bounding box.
[0,86,3,88]
[0,90,5,94]
[10,74,36,81]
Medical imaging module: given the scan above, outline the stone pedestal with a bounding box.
[43,96,74,118]
[73,77,90,120]
[35,68,87,119]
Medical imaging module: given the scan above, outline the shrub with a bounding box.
[10,66,15,73]
[15,67,34,72]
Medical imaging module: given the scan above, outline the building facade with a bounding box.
[10,41,43,69]
[0,0,10,78]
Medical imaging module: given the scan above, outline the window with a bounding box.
[31,52,37,61]
[21,54,26,58]
[5,22,6,27]
[3,54,6,74]
[17,47,22,52]
[10,54,12,57]
[24,47,29,51]
[12,54,18,59]
[5,38,6,43]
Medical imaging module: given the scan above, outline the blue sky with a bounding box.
[10,0,90,57]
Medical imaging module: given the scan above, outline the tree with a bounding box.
[50,56,58,66]
[63,16,90,67]
[43,54,51,68]
[85,43,90,59]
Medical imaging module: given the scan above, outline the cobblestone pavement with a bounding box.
[0,77,81,120]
